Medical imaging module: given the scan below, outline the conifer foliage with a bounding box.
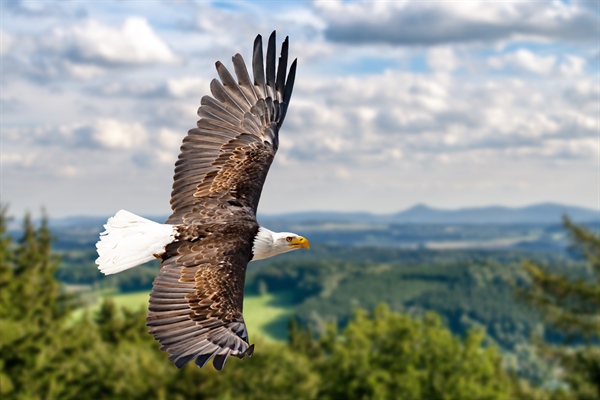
[520,217,600,399]
[0,208,74,397]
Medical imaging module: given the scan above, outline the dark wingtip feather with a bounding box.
[174,354,196,369]
[268,31,276,53]
[283,58,297,104]
[266,31,276,97]
[213,353,229,371]
[246,344,255,357]
[279,58,297,126]
[253,34,265,96]
[275,36,289,101]
[195,353,213,368]
[253,33,263,51]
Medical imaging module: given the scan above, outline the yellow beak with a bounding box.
[289,236,310,249]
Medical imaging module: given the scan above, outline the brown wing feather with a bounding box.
[166,31,297,225]
[147,217,258,370]
[193,134,276,209]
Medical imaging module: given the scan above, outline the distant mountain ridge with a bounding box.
[391,203,598,224]
[35,202,600,229]
[261,203,599,225]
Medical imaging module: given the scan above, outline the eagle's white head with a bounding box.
[251,227,310,261]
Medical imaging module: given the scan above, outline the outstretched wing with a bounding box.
[147,220,258,370]
[166,31,297,225]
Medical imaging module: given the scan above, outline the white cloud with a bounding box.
[90,81,164,97]
[62,63,106,79]
[155,128,182,164]
[558,55,586,77]
[164,77,208,98]
[5,17,179,81]
[0,29,14,56]
[0,153,27,167]
[4,119,148,150]
[427,47,458,73]
[489,49,556,75]
[281,70,598,168]
[318,0,597,46]
[57,165,80,177]
[47,17,179,66]
[91,119,148,150]
[89,76,209,99]
[564,80,600,105]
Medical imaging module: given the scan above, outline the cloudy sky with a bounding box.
[2,0,598,218]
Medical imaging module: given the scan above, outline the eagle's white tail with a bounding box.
[96,210,176,275]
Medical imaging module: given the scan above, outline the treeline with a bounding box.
[1,209,598,399]
[56,242,572,293]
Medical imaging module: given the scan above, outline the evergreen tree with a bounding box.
[0,209,76,398]
[519,217,600,399]
[0,205,174,399]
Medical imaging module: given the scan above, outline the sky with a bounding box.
[1,0,598,218]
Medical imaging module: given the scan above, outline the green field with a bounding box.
[72,289,295,342]
[242,291,295,341]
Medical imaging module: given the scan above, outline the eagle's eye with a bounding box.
[286,236,293,242]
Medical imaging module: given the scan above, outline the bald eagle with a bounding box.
[95,32,309,371]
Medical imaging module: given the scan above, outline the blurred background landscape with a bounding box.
[1,0,598,399]
[2,203,599,398]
